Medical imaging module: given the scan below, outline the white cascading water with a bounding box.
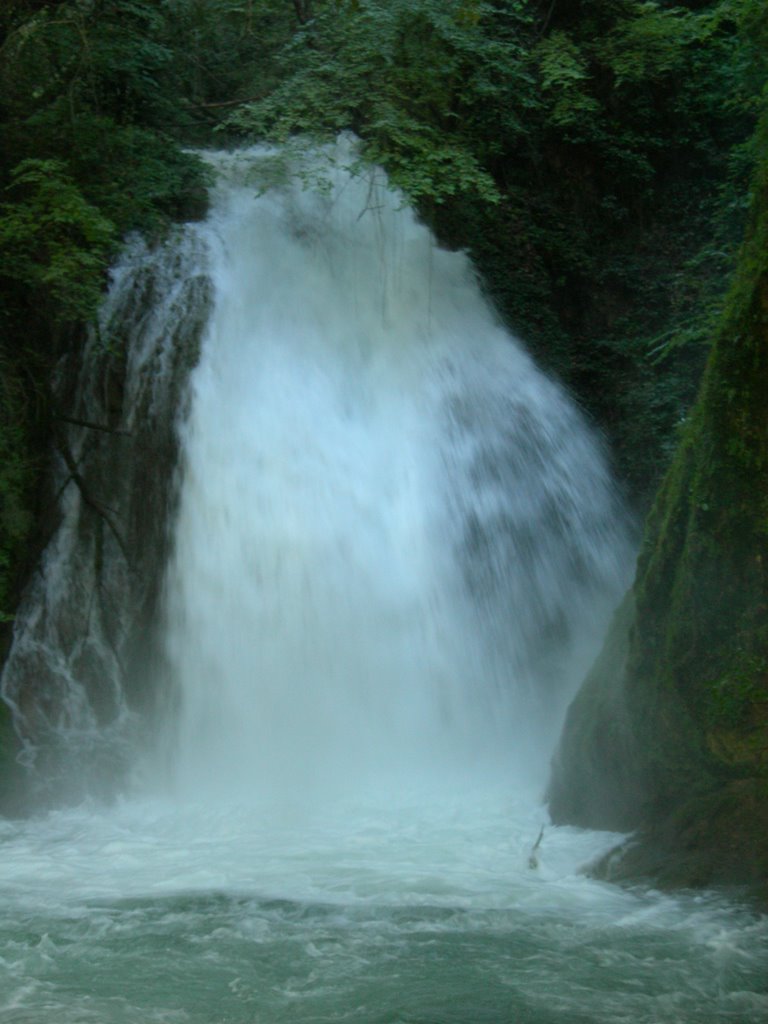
[160,142,629,807]
[1,143,766,1024]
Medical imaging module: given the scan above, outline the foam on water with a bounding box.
[0,796,766,1023]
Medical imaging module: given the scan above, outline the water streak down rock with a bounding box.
[0,230,211,806]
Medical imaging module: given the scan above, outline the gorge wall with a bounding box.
[548,114,768,896]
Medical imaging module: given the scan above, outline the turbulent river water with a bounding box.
[1,143,766,1022]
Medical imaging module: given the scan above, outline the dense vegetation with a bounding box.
[0,0,766,884]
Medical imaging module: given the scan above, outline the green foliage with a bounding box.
[534,30,601,127]
[0,2,213,227]
[599,3,700,85]
[709,652,767,729]
[158,0,293,115]
[0,159,115,323]
[225,0,523,206]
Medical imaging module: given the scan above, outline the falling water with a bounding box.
[1,142,766,1023]
[161,143,629,805]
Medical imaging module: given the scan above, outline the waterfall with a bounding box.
[3,143,766,1024]
[157,142,631,806]
[1,139,630,805]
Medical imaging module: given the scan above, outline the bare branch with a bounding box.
[55,438,131,565]
[56,413,131,437]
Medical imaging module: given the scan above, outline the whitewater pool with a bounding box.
[1,794,765,1023]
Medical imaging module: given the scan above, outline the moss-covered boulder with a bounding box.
[548,110,768,893]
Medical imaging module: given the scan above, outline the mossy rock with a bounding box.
[548,112,768,894]
[547,594,646,831]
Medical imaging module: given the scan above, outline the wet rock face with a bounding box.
[548,167,768,897]
[0,230,212,808]
[546,594,646,834]
[549,583,768,894]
